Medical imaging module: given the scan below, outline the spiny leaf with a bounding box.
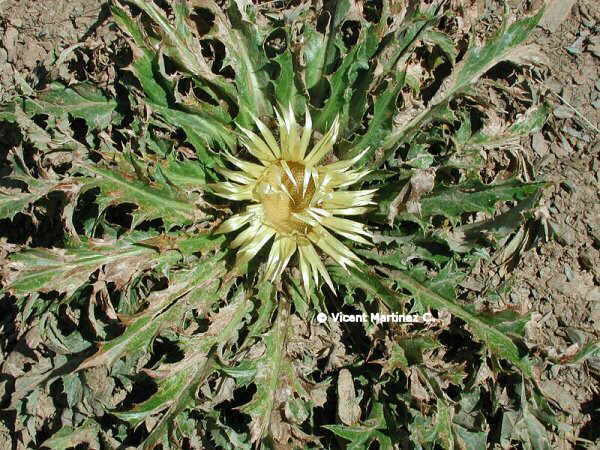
[22,82,117,129]
[84,161,203,229]
[323,402,393,449]
[4,236,156,296]
[125,0,224,85]
[382,8,545,154]
[0,152,61,220]
[272,49,305,113]
[216,1,273,126]
[148,102,235,163]
[132,290,251,449]
[377,179,547,225]
[240,305,314,445]
[459,102,551,149]
[313,25,380,133]
[40,419,101,450]
[77,254,226,370]
[330,265,534,378]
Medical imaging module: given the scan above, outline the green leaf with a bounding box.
[331,265,534,378]
[556,342,600,365]
[0,145,82,221]
[77,254,226,370]
[431,399,454,449]
[5,236,156,296]
[158,159,210,188]
[0,152,58,220]
[423,30,458,65]
[313,26,380,133]
[464,102,551,148]
[240,306,313,444]
[519,383,552,450]
[125,0,226,85]
[146,102,234,165]
[302,1,351,105]
[84,160,203,229]
[272,48,304,112]
[127,291,251,449]
[219,2,272,126]
[324,403,393,449]
[418,180,546,220]
[344,72,404,162]
[382,8,544,153]
[41,419,101,449]
[377,178,547,225]
[23,82,117,129]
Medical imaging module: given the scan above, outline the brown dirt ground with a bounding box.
[0,0,598,447]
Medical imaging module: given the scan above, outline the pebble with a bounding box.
[552,222,576,246]
[564,265,574,281]
[560,181,576,193]
[532,132,549,155]
[586,287,600,303]
[591,301,600,325]
[2,26,18,63]
[566,32,589,55]
[579,249,595,270]
[554,105,574,119]
[545,77,563,94]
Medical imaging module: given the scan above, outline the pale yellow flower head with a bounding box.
[212,105,376,293]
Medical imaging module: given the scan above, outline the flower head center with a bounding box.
[256,161,315,234]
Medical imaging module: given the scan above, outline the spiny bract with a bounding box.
[212,106,376,293]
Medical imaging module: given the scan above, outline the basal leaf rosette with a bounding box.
[211,106,377,293]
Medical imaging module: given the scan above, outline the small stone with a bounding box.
[539,0,577,32]
[589,36,600,58]
[591,301,600,325]
[564,265,574,281]
[579,249,596,270]
[550,142,568,158]
[586,287,600,303]
[547,278,572,296]
[551,222,576,246]
[2,26,18,64]
[545,77,563,94]
[541,380,579,413]
[532,132,548,155]
[560,181,576,193]
[553,105,574,119]
[566,33,588,55]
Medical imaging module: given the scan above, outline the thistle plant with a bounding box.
[0,0,573,448]
[213,108,376,293]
